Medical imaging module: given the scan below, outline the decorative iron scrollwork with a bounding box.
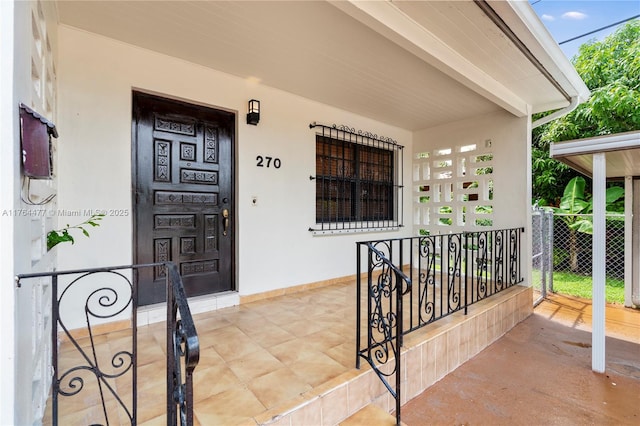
[335,124,356,133]
[418,237,436,323]
[357,240,410,424]
[495,231,505,291]
[509,228,521,284]
[447,235,462,311]
[475,232,489,299]
[56,271,135,425]
[356,229,523,426]
[15,263,201,426]
[310,122,400,146]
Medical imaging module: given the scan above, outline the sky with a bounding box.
[529,0,640,60]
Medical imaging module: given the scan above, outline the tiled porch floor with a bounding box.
[44,282,638,425]
[45,278,528,425]
[47,279,363,425]
[188,282,359,425]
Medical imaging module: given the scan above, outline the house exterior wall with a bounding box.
[0,3,18,422]
[413,111,533,284]
[56,26,414,328]
[1,1,59,424]
[0,4,552,423]
[413,110,531,232]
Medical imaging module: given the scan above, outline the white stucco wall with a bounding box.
[0,3,18,422]
[413,110,533,283]
[414,110,531,229]
[57,26,414,319]
[1,1,59,423]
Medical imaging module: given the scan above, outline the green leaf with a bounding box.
[585,185,625,213]
[569,219,594,235]
[559,177,588,213]
[47,229,76,251]
[63,230,75,245]
[605,186,625,204]
[548,176,624,235]
[46,214,104,251]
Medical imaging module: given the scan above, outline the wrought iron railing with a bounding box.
[16,262,199,426]
[356,228,524,425]
[166,263,200,425]
[357,243,411,424]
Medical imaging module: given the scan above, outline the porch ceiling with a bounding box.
[550,131,640,179]
[56,0,581,131]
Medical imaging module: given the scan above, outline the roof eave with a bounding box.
[330,0,530,117]
[492,0,591,108]
[550,131,640,179]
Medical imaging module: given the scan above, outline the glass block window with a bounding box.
[311,124,403,234]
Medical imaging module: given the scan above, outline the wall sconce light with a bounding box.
[247,99,260,125]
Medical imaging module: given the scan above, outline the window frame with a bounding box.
[310,123,403,235]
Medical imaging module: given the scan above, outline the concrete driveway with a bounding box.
[402,295,640,425]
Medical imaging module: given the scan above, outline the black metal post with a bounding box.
[166,267,176,425]
[395,268,402,426]
[51,275,58,426]
[356,243,362,369]
[464,233,469,315]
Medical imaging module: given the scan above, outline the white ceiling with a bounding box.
[56,0,575,131]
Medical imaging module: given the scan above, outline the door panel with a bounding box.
[133,92,234,305]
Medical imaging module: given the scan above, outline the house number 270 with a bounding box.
[256,155,281,169]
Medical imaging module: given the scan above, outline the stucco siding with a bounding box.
[413,111,530,229]
[57,26,414,328]
[413,110,533,286]
[2,1,59,423]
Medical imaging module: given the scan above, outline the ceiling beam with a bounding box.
[330,0,530,117]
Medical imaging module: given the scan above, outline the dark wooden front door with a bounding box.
[133,92,234,305]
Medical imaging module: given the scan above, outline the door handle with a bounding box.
[222,209,229,236]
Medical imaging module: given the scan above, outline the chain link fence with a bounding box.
[532,210,626,304]
[552,213,625,298]
[532,207,553,305]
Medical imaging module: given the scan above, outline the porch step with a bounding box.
[339,404,406,426]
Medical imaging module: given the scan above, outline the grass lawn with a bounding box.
[532,269,625,304]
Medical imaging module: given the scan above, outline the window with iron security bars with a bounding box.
[309,123,403,234]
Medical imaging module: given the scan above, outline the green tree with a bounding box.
[532,131,574,206]
[533,20,640,204]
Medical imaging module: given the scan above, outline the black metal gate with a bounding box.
[16,262,199,426]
